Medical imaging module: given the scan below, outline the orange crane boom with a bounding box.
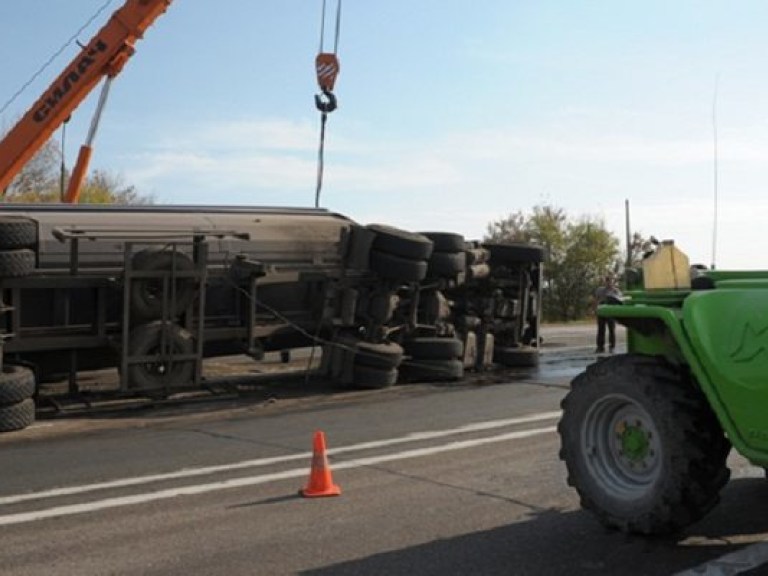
[0,0,173,197]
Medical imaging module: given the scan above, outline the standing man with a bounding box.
[593,275,623,354]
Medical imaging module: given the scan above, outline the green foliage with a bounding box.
[486,205,620,321]
[4,139,152,204]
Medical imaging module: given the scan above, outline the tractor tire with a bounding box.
[484,243,545,264]
[352,365,398,389]
[559,354,731,535]
[0,217,37,250]
[0,398,35,432]
[367,224,434,261]
[0,364,35,406]
[493,346,539,368]
[369,250,428,282]
[130,249,196,321]
[127,322,195,397]
[0,249,35,278]
[420,232,465,253]
[400,358,464,382]
[403,337,463,360]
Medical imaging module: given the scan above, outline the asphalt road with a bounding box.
[1,325,767,576]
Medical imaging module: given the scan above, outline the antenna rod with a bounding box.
[711,74,719,270]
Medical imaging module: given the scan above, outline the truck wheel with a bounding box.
[0,217,37,249]
[400,358,464,382]
[0,365,35,405]
[403,337,463,360]
[369,250,428,282]
[420,232,465,253]
[0,249,35,278]
[484,243,545,264]
[559,354,731,535]
[130,249,196,320]
[127,322,195,396]
[354,340,404,370]
[426,252,466,278]
[493,346,539,368]
[367,224,433,260]
[0,398,35,432]
[352,365,398,389]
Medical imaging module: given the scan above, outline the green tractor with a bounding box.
[559,241,768,534]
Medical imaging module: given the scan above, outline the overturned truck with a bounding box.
[0,204,543,431]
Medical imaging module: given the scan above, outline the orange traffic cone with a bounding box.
[300,430,341,498]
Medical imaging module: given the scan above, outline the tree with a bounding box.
[485,205,620,322]
[3,138,152,204]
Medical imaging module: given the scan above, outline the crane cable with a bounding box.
[0,0,115,117]
[314,0,342,208]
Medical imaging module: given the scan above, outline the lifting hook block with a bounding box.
[315,89,338,113]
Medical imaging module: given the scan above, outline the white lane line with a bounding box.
[0,425,556,526]
[0,410,561,506]
[674,542,768,575]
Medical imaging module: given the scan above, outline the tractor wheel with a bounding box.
[559,354,731,535]
[0,364,35,406]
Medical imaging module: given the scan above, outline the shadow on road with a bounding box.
[300,478,768,576]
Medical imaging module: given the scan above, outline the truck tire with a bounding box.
[0,365,35,406]
[0,217,37,249]
[369,250,428,282]
[484,243,545,264]
[403,337,463,360]
[354,340,404,370]
[127,322,195,396]
[352,365,398,389]
[0,398,35,432]
[130,249,196,320]
[493,346,539,368]
[426,251,466,278]
[559,354,731,535]
[0,249,35,278]
[420,232,465,253]
[400,358,464,382]
[367,224,434,261]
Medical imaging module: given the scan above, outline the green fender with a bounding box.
[600,295,768,466]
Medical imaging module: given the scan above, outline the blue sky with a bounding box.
[2,1,768,268]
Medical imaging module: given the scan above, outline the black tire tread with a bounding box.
[0,217,37,249]
[367,224,433,260]
[403,337,463,360]
[0,398,35,432]
[558,354,730,535]
[0,249,35,278]
[370,250,428,282]
[0,365,35,406]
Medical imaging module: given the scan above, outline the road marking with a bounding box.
[0,410,561,506]
[0,425,556,526]
[674,542,768,575]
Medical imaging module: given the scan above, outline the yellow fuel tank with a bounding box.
[642,240,690,290]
